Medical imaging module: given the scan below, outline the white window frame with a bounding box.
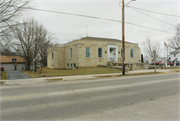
[70,48,72,58]
[52,52,54,59]
[131,49,134,58]
[85,47,91,57]
[98,48,103,57]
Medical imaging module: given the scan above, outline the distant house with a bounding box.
[169,47,180,66]
[0,55,26,71]
[47,37,141,69]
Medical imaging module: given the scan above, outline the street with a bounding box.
[0,73,179,120]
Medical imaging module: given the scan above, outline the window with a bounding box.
[67,63,69,68]
[70,48,72,58]
[71,64,72,69]
[131,49,134,57]
[98,48,103,57]
[52,52,54,59]
[174,54,176,57]
[85,47,91,57]
[73,63,76,68]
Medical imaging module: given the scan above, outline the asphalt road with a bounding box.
[7,71,30,80]
[0,73,179,120]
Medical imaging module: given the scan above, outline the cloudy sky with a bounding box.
[28,0,179,56]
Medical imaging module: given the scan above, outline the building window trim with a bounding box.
[70,48,72,58]
[131,49,134,58]
[85,47,91,57]
[98,48,103,58]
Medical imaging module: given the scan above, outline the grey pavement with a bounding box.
[1,69,180,85]
[6,71,31,80]
[0,73,179,120]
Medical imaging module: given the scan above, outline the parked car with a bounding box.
[150,61,162,65]
[155,61,162,65]
[0,65,4,71]
[167,61,174,67]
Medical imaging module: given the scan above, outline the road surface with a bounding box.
[1,73,179,120]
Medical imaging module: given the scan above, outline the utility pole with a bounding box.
[122,0,125,75]
[121,0,136,75]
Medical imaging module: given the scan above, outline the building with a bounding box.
[168,47,180,66]
[0,55,26,71]
[47,37,141,69]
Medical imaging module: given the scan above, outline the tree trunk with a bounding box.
[35,57,37,72]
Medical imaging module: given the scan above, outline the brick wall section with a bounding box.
[47,44,65,69]
[64,41,79,68]
[0,55,26,63]
[47,37,141,69]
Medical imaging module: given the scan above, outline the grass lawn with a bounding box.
[166,67,180,69]
[22,67,122,78]
[1,71,7,80]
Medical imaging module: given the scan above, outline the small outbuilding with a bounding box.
[0,55,26,71]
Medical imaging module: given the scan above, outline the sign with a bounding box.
[12,58,17,62]
[153,50,156,59]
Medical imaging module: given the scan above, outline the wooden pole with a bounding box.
[122,0,125,75]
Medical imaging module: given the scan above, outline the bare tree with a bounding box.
[168,24,180,49]
[0,0,31,37]
[142,37,160,60]
[39,36,54,67]
[0,34,16,55]
[12,18,54,71]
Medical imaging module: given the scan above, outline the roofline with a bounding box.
[64,36,138,45]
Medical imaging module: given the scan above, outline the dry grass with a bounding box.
[166,67,180,69]
[1,71,7,80]
[96,72,160,78]
[22,67,122,78]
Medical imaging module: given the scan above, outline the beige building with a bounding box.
[47,37,141,69]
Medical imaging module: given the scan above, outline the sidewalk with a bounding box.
[1,69,179,85]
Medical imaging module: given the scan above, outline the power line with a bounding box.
[125,22,174,34]
[129,7,176,27]
[26,8,121,23]
[24,7,174,34]
[127,6,180,17]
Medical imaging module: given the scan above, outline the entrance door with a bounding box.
[109,48,116,61]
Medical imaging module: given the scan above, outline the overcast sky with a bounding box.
[28,0,179,57]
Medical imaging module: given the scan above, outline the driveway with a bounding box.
[7,71,31,80]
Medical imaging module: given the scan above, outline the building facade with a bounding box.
[168,47,180,66]
[47,37,141,69]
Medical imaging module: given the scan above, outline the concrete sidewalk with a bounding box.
[1,69,179,85]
